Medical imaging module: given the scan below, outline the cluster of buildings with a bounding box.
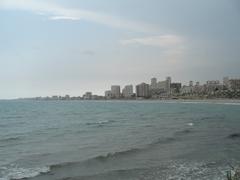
[180,77,240,99]
[32,76,240,101]
[103,76,240,99]
[104,77,172,99]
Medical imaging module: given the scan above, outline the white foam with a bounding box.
[187,123,194,126]
[221,102,240,106]
[165,161,228,180]
[179,100,240,106]
[0,165,50,180]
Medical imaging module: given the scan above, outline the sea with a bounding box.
[0,100,240,180]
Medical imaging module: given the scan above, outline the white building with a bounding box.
[122,85,133,98]
[205,80,222,92]
[181,86,194,94]
[157,77,171,93]
[111,85,121,98]
[150,78,158,89]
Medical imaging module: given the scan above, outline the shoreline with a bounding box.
[3,98,240,104]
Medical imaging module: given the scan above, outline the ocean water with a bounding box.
[0,100,240,180]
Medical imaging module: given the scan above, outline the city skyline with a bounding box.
[11,75,240,100]
[1,0,240,99]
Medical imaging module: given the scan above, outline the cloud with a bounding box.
[49,16,80,21]
[121,35,186,64]
[0,0,158,33]
[120,35,184,48]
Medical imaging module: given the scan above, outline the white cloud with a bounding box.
[0,0,186,64]
[120,35,184,48]
[49,16,80,21]
[120,35,186,64]
[0,0,158,33]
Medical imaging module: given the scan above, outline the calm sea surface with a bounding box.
[0,100,240,180]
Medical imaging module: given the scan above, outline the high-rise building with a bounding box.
[166,77,171,93]
[157,81,166,90]
[156,77,172,93]
[111,85,121,98]
[189,81,194,87]
[150,78,157,89]
[136,83,150,98]
[122,85,133,98]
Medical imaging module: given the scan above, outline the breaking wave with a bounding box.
[54,161,229,180]
[0,165,50,180]
[50,129,193,171]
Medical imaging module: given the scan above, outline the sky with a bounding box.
[0,0,240,99]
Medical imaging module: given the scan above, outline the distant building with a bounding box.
[83,92,92,100]
[52,96,59,100]
[181,85,194,95]
[206,80,220,85]
[193,82,204,94]
[105,90,112,99]
[189,81,194,87]
[122,85,134,98]
[166,77,172,93]
[157,80,166,90]
[150,78,158,89]
[64,95,70,100]
[111,85,121,98]
[223,77,229,88]
[229,79,240,90]
[155,77,171,93]
[92,95,104,100]
[136,83,150,98]
[205,80,222,93]
[170,83,182,93]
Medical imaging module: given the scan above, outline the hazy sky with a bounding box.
[1,0,240,98]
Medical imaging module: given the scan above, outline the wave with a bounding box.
[0,136,22,143]
[92,148,140,162]
[220,102,240,106]
[228,133,240,139]
[21,127,195,180]
[0,165,50,180]
[150,137,176,147]
[179,100,240,106]
[187,122,194,126]
[174,129,193,136]
[85,120,115,126]
[54,161,229,180]
[90,135,184,163]
[49,130,193,171]
[50,148,141,170]
[2,116,24,120]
